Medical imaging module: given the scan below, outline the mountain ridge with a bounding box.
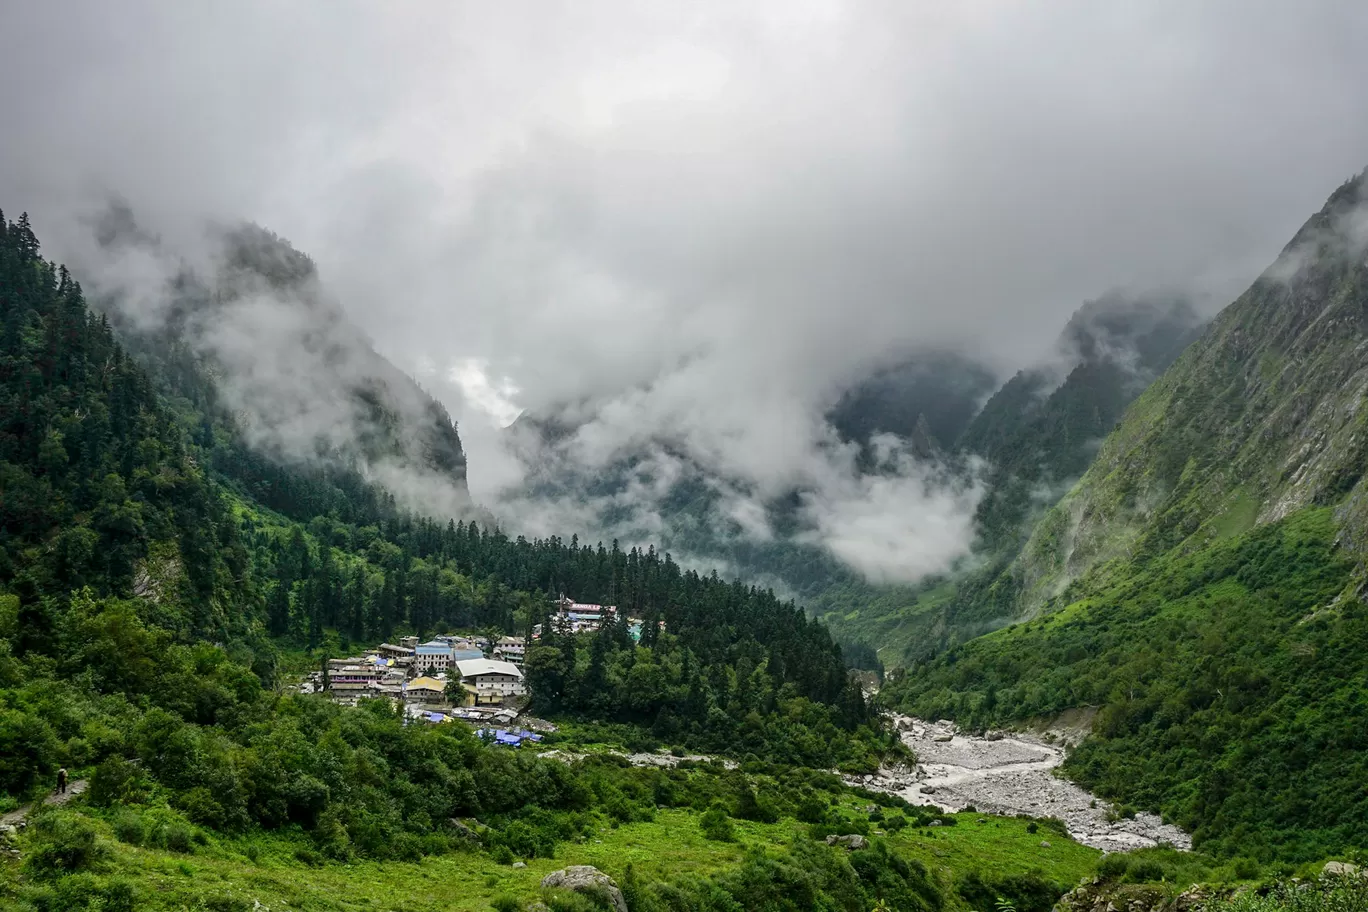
[884,168,1368,861]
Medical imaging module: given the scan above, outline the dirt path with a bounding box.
[847,718,1190,854]
[0,779,88,828]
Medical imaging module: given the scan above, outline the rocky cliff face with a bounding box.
[1013,171,1368,613]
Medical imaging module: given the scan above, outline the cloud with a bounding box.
[796,435,984,583]
[68,208,478,521]
[3,1,1368,585]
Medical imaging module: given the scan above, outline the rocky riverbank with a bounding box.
[847,717,1191,854]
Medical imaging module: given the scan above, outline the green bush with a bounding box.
[88,758,147,808]
[110,809,145,846]
[164,823,195,854]
[22,812,110,880]
[18,872,134,912]
[1097,853,1131,880]
[1124,859,1167,883]
[957,870,1068,912]
[700,807,736,842]
[201,895,252,912]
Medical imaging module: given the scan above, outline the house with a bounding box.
[377,643,414,660]
[403,675,449,704]
[399,635,420,650]
[413,640,452,673]
[493,636,526,666]
[455,658,525,705]
[550,595,618,633]
[414,639,484,673]
[327,663,384,688]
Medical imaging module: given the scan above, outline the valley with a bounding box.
[6,164,1368,909]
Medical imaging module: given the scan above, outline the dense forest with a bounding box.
[0,206,876,775]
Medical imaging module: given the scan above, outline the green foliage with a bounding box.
[22,811,110,880]
[1199,876,1368,912]
[699,807,735,842]
[956,869,1069,912]
[892,508,1368,860]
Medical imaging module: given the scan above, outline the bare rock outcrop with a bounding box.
[541,865,628,912]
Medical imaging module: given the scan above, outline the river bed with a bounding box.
[846,717,1191,854]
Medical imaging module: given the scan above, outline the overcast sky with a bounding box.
[4,1,1368,581]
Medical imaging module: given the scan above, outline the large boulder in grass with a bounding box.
[825,834,868,850]
[541,866,628,912]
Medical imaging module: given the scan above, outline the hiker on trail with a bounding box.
[56,768,67,795]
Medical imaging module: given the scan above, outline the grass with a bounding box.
[884,813,1097,888]
[1,802,1101,911]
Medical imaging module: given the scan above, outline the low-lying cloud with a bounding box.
[4,1,1368,587]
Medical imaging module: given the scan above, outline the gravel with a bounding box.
[846,716,1192,854]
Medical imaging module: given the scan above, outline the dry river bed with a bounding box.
[844,717,1191,854]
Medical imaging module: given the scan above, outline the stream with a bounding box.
[846,717,1191,854]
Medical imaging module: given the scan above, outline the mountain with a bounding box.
[961,290,1204,552]
[499,296,1206,670]
[89,203,471,521]
[826,350,999,462]
[814,292,1205,661]
[887,170,1368,861]
[1,206,881,801]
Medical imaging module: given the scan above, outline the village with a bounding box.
[297,596,644,748]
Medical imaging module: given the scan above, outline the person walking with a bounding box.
[56,767,67,795]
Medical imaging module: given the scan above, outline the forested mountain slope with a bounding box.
[888,170,1368,862]
[1008,171,1368,612]
[815,292,1204,661]
[91,203,471,519]
[504,293,1204,673]
[1,208,882,799]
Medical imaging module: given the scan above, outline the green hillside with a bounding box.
[886,171,1368,863]
[816,293,1204,663]
[0,211,956,909]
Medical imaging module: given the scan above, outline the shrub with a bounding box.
[22,812,110,880]
[492,896,522,912]
[1097,853,1131,880]
[796,795,830,824]
[1124,859,1167,883]
[202,896,252,912]
[957,870,1067,912]
[293,847,323,866]
[491,843,516,865]
[884,814,908,832]
[700,807,736,842]
[175,786,228,829]
[110,809,144,846]
[1026,822,1039,834]
[88,758,147,808]
[164,823,195,854]
[19,872,134,912]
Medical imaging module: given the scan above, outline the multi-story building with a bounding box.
[455,658,525,706]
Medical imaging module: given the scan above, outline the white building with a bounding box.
[493,636,526,666]
[456,658,525,705]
